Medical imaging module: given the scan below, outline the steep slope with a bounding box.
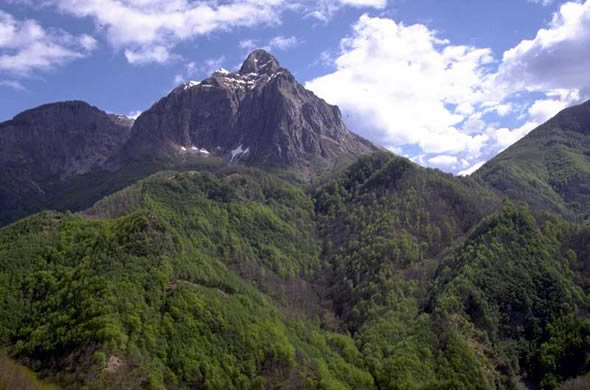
[0,168,373,389]
[429,203,590,389]
[0,101,133,225]
[4,151,590,389]
[121,50,377,175]
[313,154,590,389]
[313,152,503,388]
[314,152,501,327]
[475,99,590,221]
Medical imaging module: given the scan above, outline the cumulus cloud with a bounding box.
[0,10,96,75]
[307,1,590,174]
[492,122,538,150]
[498,0,590,94]
[305,15,496,159]
[527,90,580,123]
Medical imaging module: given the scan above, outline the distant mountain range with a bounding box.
[0,50,376,225]
[1,51,590,390]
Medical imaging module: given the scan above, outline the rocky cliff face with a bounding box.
[123,50,377,174]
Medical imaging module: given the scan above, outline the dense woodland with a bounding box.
[2,152,590,389]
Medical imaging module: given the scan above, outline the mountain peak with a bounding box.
[239,49,280,75]
[122,49,378,176]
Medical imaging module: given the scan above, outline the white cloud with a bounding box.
[428,154,458,167]
[305,14,495,158]
[45,0,283,49]
[489,89,580,150]
[185,61,198,75]
[0,10,96,75]
[309,0,387,21]
[484,102,513,116]
[268,35,299,50]
[79,34,98,51]
[307,1,590,173]
[314,50,336,67]
[0,79,27,91]
[527,92,578,123]
[498,0,590,94]
[238,35,300,53]
[239,39,257,51]
[172,61,198,86]
[492,122,538,150]
[203,56,226,74]
[33,0,382,64]
[458,161,485,176]
[173,73,185,85]
[462,113,486,134]
[125,45,175,65]
[339,0,387,7]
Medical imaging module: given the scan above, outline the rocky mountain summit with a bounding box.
[122,50,377,174]
[0,100,131,179]
[0,101,132,224]
[0,51,378,225]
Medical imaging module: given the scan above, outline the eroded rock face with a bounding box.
[123,50,377,173]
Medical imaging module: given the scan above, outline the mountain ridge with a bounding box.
[475,98,590,221]
[119,49,378,175]
[0,50,379,226]
[0,100,133,224]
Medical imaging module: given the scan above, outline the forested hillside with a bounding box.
[475,99,590,222]
[313,153,590,389]
[2,152,590,389]
[0,168,373,389]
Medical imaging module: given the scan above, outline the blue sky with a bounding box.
[2,0,590,174]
